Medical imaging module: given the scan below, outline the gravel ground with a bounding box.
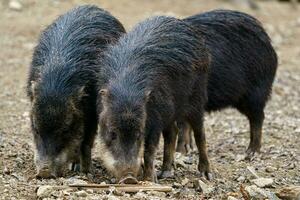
[0,0,299,199]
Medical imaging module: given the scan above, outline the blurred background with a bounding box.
[0,0,299,199]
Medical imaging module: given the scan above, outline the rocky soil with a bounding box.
[0,0,299,199]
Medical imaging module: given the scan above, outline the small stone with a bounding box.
[22,111,29,118]
[294,127,300,133]
[181,178,189,186]
[173,182,181,188]
[246,166,259,179]
[174,153,187,168]
[245,185,269,199]
[245,185,280,200]
[66,177,88,185]
[4,167,11,174]
[286,162,296,170]
[147,191,166,197]
[9,0,22,11]
[75,190,88,197]
[62,189,73,196]
[265,166,277,173]
[107,196,120,200]
[133,192,147,199]
[235,154,245,162]
[237,176,246,182]
[194,179,213,194]
[227,196,238,200]
[111,178,117,183]
[251,178,274,188]
[183,156,193,165]
[86,189,94,194]
[37,185,55,198]
[113,189,125,196]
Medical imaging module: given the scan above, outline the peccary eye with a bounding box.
[137,132,142,140]
[110,131,117,141]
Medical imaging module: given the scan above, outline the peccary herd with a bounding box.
[27,5,277,183]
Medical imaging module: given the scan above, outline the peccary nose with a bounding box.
[119,172,138,184]
[36,167,56,179]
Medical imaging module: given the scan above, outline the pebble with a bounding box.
[173,182,181,188]
[265,166,277,173]
[147,191,166,198]
[113,189,125,196]
[181,178,189,186]
[294,128,300,133]
[183,156,193,165]
[251,178,274,188]
[174,153,187,168]
[3,167,11,174]
[245,185,269,199]
[75,190,88,197]
[106,196,120,200]
[133,192,147,199]
[237,176,246,182]
[36,185,55,198]
[86,189,94,194]
[246,166,259,179]
[9,0,22,11]
[227,196,238,200]
[62,189,73,196]
[245,185,280,200]
[66,177,88,185]
[235,154,245,162]
[193,179,214,194]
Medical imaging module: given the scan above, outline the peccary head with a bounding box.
[30,81,85,178]
[98,86,151,182]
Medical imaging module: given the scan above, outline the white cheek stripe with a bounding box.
[98,139,116,172]
[137,141,144,166]
[34,147,39,165]
[55,150,68,164]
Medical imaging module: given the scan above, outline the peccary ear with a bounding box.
[145,90,152,102]
[30,81,37,99]
[78,86,87,99]
[99,89,110,108]
[99,89,108,97]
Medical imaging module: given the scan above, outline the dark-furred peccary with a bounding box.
[27,5,125,178]
[175,10,278,160]
[97,16,210,182]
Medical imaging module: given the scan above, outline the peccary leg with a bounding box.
[188,114,212,180]
[236,97,265,159]
[246,111,264,159]
[143,128,160,182]
[176,121,192,154]
[158,124,177,179]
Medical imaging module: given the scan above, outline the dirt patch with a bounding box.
[0,0,299,199]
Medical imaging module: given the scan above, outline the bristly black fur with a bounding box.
[185,10,278,111]
[99,16,208,112]
[175,10,278,162]
[27,5,125,177]
[28,5,125,99]
[97,16,210,181]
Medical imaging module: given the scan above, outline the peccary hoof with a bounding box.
[35,170,56,179]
